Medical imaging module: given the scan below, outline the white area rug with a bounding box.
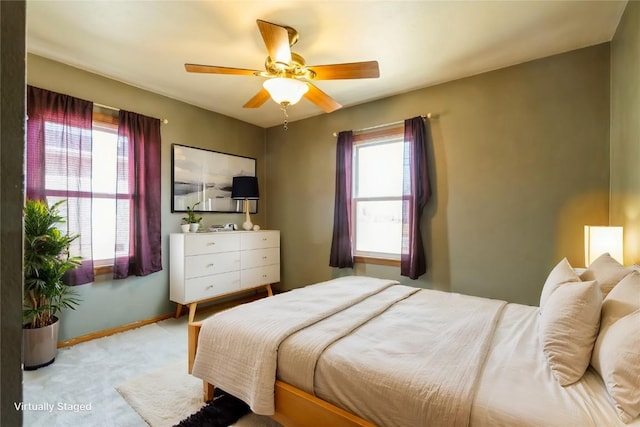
[116,360,281,427]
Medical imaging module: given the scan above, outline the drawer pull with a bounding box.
[207,263,214,268]
[207,242,216,246]
[262,238,267,241]
[262,274,267,278]
[206,285,214,290]
[262,256,268,260]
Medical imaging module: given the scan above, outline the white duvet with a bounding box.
[192,276,398,414]
[192,276,636,427]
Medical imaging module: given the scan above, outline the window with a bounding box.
[43,111,126,273]
[352,127,404,263]
[330,116,429,277]
[91,112,128,269]
[27,85,163,285]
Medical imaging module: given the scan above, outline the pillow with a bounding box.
[599,271,640,332]
[590,309,640,423]
[592,271,639,387]
[539,258,581,309]
[538,280,601,386]
[580,253,633,298]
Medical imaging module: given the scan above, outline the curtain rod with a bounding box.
[332,113,434,137]
[94,102,169,125]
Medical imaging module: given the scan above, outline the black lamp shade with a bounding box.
[231,176,259,200]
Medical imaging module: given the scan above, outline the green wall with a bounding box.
[610,0,640,265]
[27,54,266,342]
[266,44,611,306]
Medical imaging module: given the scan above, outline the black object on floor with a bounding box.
[174,388,250,427]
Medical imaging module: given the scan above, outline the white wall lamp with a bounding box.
[584,225,624,266]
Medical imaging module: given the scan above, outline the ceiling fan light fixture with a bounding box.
[263,77,308,106]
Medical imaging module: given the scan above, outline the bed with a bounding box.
[189,254,640,427]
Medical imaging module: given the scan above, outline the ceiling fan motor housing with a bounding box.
[264,52,315,80]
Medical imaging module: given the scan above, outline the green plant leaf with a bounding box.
[23,199,82,328]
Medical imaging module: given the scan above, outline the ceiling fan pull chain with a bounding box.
[280,104,289,131]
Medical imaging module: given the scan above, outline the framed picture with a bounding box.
[171,144,257,213]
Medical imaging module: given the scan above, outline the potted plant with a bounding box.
[23,199,81,370]
[181,202,203,232]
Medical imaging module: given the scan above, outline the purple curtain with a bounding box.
[329,131,354,268]
[401,116,431,279]
[26,86,95,285]
[113,110,162,279]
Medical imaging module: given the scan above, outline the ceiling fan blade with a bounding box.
[243,88,271,108]
[307,61,380,80]
[304,83,342,113]
[185,63,260,76]
[256,19,292,65]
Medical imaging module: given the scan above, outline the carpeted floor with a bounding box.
[116,359,281,427]
[22,316,280,427]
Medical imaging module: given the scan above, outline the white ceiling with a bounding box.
[26,1,627,128]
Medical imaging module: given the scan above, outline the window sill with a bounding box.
[94,265,113,276]
[354,256,400,267]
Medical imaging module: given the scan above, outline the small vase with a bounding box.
[181,224,190,233]
[189,223,199,232]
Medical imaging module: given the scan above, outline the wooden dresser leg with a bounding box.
[174,303,183,318]
[266,283,273,297]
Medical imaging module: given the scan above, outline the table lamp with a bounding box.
[232,176,259,231]
[584,225,623,266]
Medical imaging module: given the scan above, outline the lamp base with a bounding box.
[242,199,254,231]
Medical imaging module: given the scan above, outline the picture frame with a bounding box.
[171,144,257,213]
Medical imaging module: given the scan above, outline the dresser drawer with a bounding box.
[185,233,240,256]
[184,271,241,303]
[185,252,241,279]
[241,264,280,289]
[241,231,280,250]
[241,247,279,269]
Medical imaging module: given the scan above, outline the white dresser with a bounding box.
[170,230,280,320]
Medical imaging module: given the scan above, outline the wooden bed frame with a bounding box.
[188,321,374,427]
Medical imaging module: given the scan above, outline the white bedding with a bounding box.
[471,303,640,427]
[192,276,637,427]
[192,276,397,414]
[279,286,506,427]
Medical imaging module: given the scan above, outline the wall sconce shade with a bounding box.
[231,176,259,200]
[263,77,309,106]
[584,225,623,266]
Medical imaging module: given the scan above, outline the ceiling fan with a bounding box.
[185,19,380,118]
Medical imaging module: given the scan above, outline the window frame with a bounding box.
[41,113,118,276]
[90,111,121,274]
[351,125,404,266]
